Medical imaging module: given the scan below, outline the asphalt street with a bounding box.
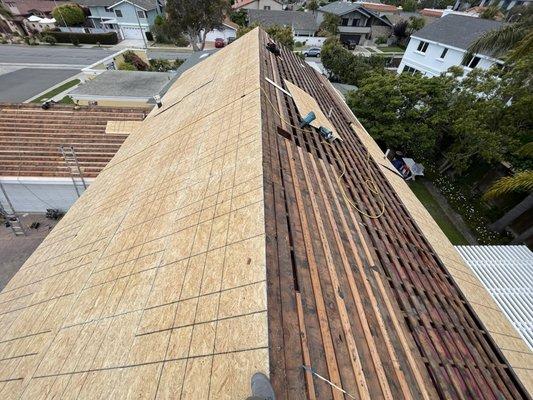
[0,45,191,67]
[0,45,116,67]
[0,45,193,102]
[0,68,79,102]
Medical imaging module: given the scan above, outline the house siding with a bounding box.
[238,0,283,10]
[398,36,499,77]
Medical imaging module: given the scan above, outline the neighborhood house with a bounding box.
[317,0,393,45]
[398,14,503,76]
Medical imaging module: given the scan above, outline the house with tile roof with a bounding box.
[0,28,531,399]
[398,13,503,76]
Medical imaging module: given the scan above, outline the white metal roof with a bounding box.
[456,245,533,350]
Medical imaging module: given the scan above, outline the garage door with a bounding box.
[122,27,144,39]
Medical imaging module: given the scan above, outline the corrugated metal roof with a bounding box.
[456,245,533,350]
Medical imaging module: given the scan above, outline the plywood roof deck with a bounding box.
[0,28,531,400]
[0,30,268,399]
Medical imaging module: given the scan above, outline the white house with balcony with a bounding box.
[398,14,503,77]
[76,0,162,40]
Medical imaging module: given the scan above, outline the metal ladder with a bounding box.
[59,145,87,198]
[0,182,25,236]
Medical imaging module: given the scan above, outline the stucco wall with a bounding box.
[0,179,89,213]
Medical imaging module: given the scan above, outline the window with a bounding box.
[263,5,270,9]
[403,65,421,75]
[416,40,429,53]
[341,18,349,26]
[351,19,360,27]
[137,10,146,18]
[114,9,123,17]
[439,48,448,59]
[462,54,481,69]
[105,6,113,12]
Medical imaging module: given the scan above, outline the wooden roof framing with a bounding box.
[0,28,531,399]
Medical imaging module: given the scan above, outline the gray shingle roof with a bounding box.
[412,14,503,51]
[70,70,174,99]
[319,1,360,15]
[247,10,319,32]
[75,0,157,10]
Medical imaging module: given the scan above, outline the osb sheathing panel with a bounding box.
[284,79,340,140]
[0,29,269,399]
[105,120,143,135]
[349,118,533,395]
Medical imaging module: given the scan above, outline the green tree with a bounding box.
[230,9,247,26]
[238,23,294,49]
[347,72,453,160]
[401,0,417,12]
[307,0,319,13]
[166,0,230,51]
[408,16,425,32]
[467,5,533,62]
[52,4,85,27]
[151,14,188,45]
[480,5,500,20]
[484,171,533,199]
[321,37,385,85]
[318,12,340,36]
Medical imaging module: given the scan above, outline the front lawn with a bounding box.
[379,46,404,53]
[408,180,469,245]
[31,79,80,103]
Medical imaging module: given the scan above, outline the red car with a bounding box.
[214,38,225,48]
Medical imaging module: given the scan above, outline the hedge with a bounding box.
[46,31,118,45]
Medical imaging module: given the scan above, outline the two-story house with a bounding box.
[398,14,503,77]
[76,0,162,40]
[232,0,283,11]
[317,1,393,45]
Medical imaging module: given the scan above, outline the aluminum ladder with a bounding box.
[59,145,87,198]
[0,183,25,236]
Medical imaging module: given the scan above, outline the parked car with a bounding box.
[342,40,358,50]
[303,47,321,57]
[214,38,225,48]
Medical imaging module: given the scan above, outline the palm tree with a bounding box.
[466,6,533,61]
[484,170,533,200]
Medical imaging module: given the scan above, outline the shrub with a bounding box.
[42,35,57,45]
[295,41,303,47]
[71,37,79,46]
[375,36,387,45]
[52,4,85,27]
[123,51,149,71]
[45,31,118,45]
[118,62,136,71]
[149,58,172,71]
[173,58,184,69]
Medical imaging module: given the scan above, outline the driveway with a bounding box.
[0,68,79,102]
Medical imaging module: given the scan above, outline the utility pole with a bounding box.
[134,5,148,49]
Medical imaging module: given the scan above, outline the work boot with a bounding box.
[246,372,275,400]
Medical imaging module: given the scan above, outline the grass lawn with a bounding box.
[379,46,405,53]
[31,79,80,103]
[408,180,469,245]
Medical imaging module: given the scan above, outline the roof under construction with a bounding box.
[0,28,531,399]
[0,104,149,178]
